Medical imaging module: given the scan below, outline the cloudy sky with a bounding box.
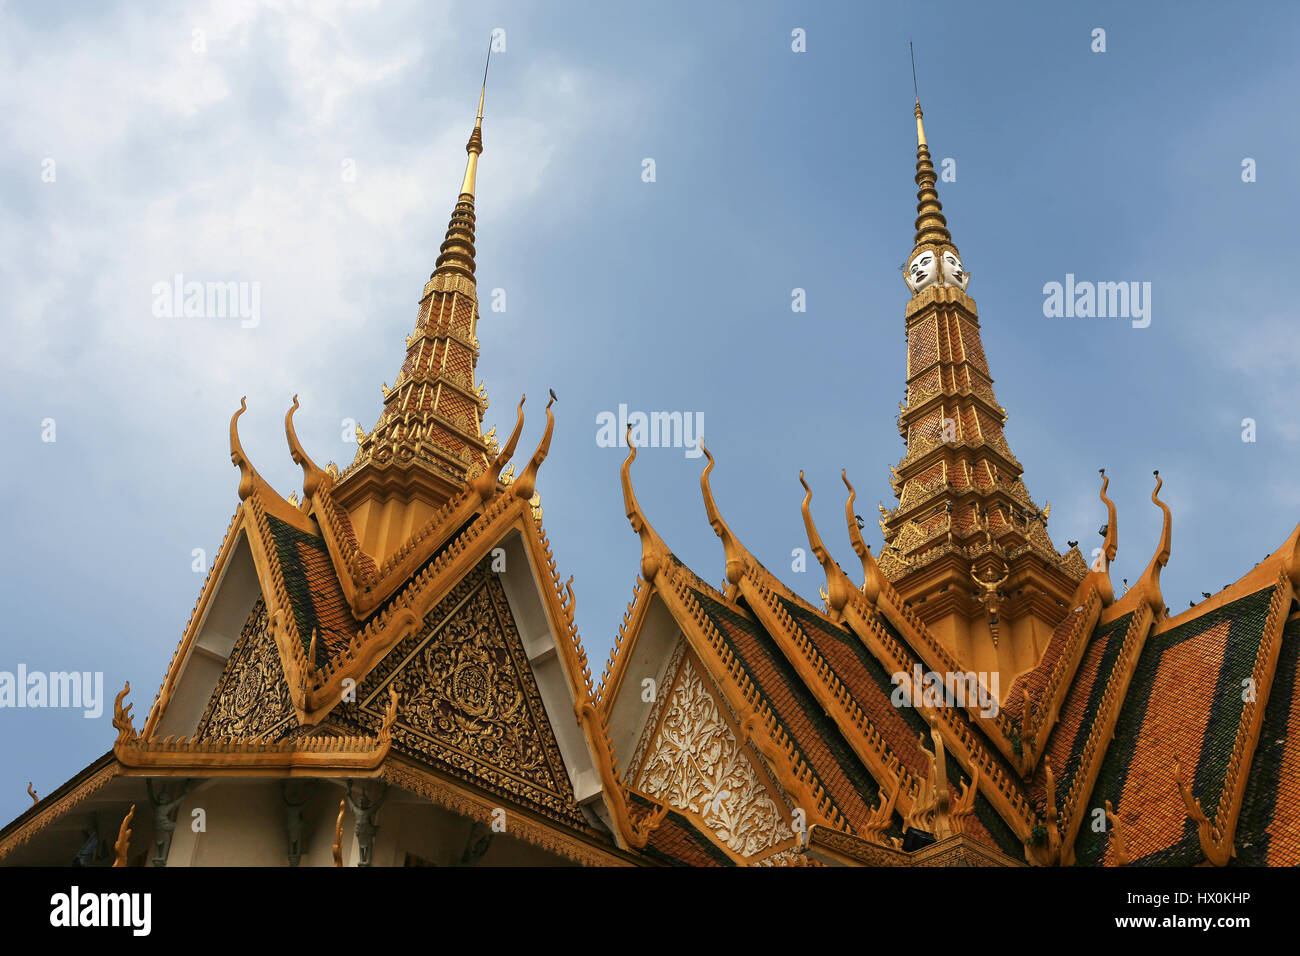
[2,0,1298,826]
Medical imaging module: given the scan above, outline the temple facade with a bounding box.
[3,82,1297,868]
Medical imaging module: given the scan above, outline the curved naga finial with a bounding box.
[26,782,37,806]
[843,470,887,605]
[700,443,749,586]
[800,472,852,614]
[1098,468,1118,569]
[1129,470,1172,616]
[285,395,331,506]
[512,394,554,503]
[621,428,669,583]
[471,395,526,502]
[230,397,261,501]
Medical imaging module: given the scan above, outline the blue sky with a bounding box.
[2,0,1298,826]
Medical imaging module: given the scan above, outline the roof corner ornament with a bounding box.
[1070,469,1119,609]
[621,429,669,584]
[843,471,887,605]
[1131,470,1173,617]
[511,394,554,503]
[470,394,525,503]
[229,397,260,501]
[112,682,137,746]
[1099,468,1118,570]
[285,394,332,507]
[799,471,851,614]
[700,443,749,587]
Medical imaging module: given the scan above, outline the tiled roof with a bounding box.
[1002,603,1093,725]
[1234,616,1300,866]
[777,595,1022,856]
[264,513,360,667]
[1073,586,1277,866]
[778,597,931,778]
[1028,612,1133,817]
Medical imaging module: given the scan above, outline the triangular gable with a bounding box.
[191,596,299,743]
[325,552,589,828]
[622,637,800,860]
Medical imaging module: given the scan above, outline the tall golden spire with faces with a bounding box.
[341,48,496,507]
[879,71,1084,677]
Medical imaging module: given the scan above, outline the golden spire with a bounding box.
[908,46,952,252]
[433,42,492,282]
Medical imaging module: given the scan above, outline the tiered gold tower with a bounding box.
[335,86,496,562]
[877,102,1088,683]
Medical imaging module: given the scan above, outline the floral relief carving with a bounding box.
[335,561,586,825]
[631,651,794,858]
[194,597,297,742]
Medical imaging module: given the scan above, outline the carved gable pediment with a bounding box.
[330,556,588,827]
[627,641,796,859]
[194,597,299,743]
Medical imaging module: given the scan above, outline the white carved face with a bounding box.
[906,250,939,292]
[941,251,969,290]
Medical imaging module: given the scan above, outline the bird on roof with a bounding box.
[549,388,557,403]
[1202,592,1212,600]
